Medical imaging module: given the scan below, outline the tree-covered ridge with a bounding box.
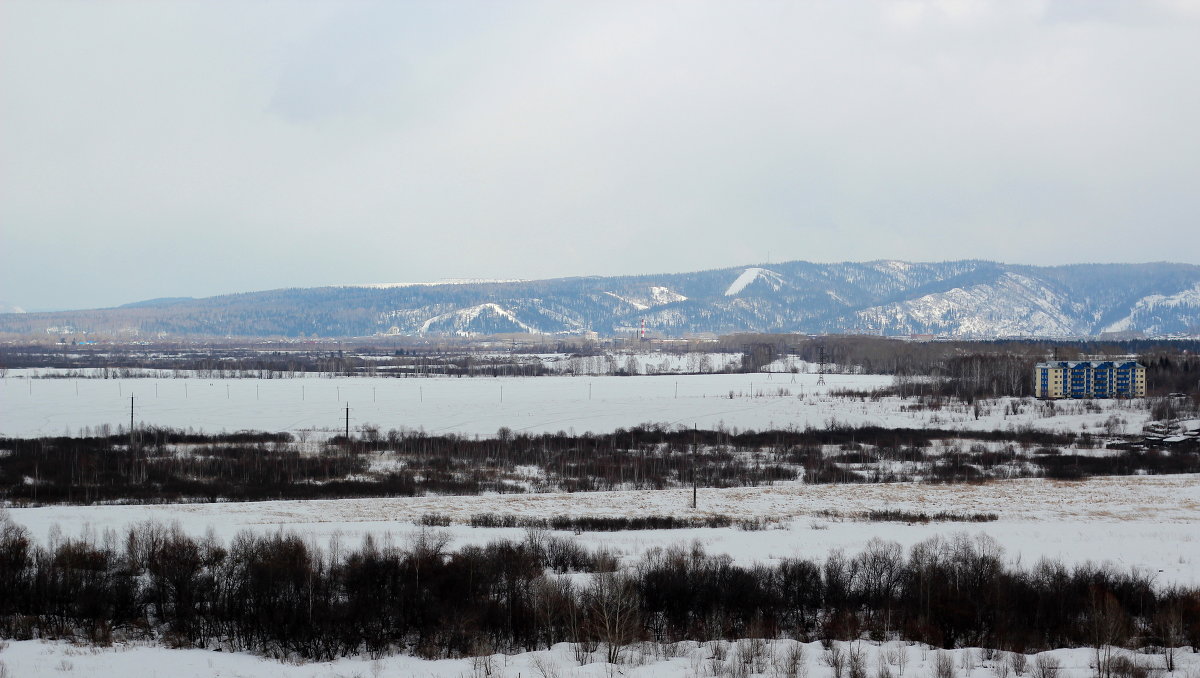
[3,260,1198,338]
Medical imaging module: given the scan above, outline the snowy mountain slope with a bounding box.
[417,303,541,335]
[853,272,1087,337]
[724,267,784,296]
[3,260,1198,338]
[1102,282,1200,334]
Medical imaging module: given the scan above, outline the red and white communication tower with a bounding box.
[640,318,646,340]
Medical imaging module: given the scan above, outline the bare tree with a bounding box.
[1154,604,1185,672]
[585,572,642,665]
[1088,591,1128,678]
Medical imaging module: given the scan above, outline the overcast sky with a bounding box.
[2,0,1199,311]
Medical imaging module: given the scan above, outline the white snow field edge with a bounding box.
[0,371,1154,438]
[1,637,1194,678]
[10,474,1200,584]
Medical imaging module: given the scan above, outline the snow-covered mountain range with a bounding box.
[4,260,1199,339]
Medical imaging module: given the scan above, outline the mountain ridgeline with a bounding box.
[5,261,1200,339]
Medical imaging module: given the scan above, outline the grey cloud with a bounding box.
[1,0,1198,310]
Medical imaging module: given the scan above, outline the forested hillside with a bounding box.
[3,260,1198,339]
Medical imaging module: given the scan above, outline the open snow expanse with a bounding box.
[1,637,1196,678]
[0,371,1187,678]
[0,371,1153,438]
[10,474,1200,584]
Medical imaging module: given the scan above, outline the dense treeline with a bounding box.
[3,424,1196,506]
[721,335,1200,398]
[1,519,1197,660]
[1141,352,1200,396]
[6,338,1200,393]
[0,344,558,378]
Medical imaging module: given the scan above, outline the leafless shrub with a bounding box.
[532,654,562,678]
[416,512,452,527]
[961,650,977,673]
[1109,655,1157,678]
[1009,653,1029,676]
[572,640,596,667]
[935,651,957,678]
[891,644,910,677]
[848,642,869,678]
[1033,654,1061,678]
[660,641,688,659]
[773,642,808,678]
[471,649,498,678]
[709,640,731,677]
[711,640,729,662]
[825,643,848,678]
[739,638,770,675]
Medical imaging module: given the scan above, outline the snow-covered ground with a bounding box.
[10,474,1200,584]
[0,636,1193,678]
[0,372,1152,438]
[0,370,1187,678]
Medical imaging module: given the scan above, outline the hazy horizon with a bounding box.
[4,1,1199,311]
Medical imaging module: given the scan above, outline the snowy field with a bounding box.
[10,473,1200,585]
[0,371,1153,438]
[0,371,1186,678]
[1,635,1195,678]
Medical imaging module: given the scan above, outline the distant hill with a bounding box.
[3,260,1199,339]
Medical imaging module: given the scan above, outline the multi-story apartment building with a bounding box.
[1034,360,1146,399]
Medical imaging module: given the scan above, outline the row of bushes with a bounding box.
[1,518,1198,661]
[3,424,1198,505]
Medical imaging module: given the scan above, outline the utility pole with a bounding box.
[345,404,350,440]
[817,344,827,386]
[129,396,135,450]
[691,423,698,510]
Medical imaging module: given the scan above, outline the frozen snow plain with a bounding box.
[1,637,1196,678]
[12,473,1200,584]
[1,371,1191,678]
[0,370,1152,438]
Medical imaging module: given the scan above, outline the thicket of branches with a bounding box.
[3,424,1196,506]
[1,519,1197,661]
